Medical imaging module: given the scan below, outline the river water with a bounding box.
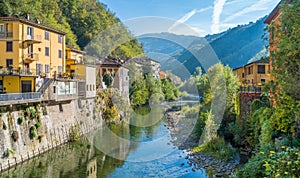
[0,106,207,178]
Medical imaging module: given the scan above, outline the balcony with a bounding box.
[23,53,39,62]
[0,32,13,38]
[0,67,36,76]
[0,92,41,105]
[239,86,262,93]
[23,35,42,44]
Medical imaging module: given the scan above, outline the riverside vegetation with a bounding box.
[176,2,300,177]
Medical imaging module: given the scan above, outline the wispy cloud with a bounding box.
[211,0,227,34]
[223,0,274,23]
[168,6,212,34]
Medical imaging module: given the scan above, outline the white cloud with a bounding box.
[223,0,275,23]
[211,0,227,34]
[168,6,212,33]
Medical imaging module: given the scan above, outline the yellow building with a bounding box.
[0,15,66,93]
[233,59,270,92]
[65,46,85,76]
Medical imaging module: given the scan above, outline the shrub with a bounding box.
[30,126,38,139]
[17,117,24,125]
[193,137,236,161]
[35,122,41,129]
[69,125,80,142]
[237,147,300,177]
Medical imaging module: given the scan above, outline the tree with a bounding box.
[271,1,300,137]
[103,73,113,87]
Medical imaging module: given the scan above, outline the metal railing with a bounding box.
[26,34,42,41]
[0,67,36,76]
[239,86,262,93]
[0,92,41,102]
[23,53,39,61]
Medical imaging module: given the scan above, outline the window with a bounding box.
[6,41,13,52]
[86,85,89,91]
[242,72,245,78]
[45,47,50,56]
[27,27,34,39]
[45,31,49,40]
[58,49,62,58]
[6,59,13,68]
[0,24,4,32]
[58,66,62,73]
[45,64,50,73]
[58,35,62,43]
[36,63,43,75]
[258,65,265,74]
[261,79,266,83]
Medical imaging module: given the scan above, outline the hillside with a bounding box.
[138,17,268,79]
[0,0,144,58]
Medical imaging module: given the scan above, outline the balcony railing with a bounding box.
[239,86,262,93]
[0,92,41,102]
[0,67,36,76]
[23,53,39,61]
[24,35,42,43]
[0,32,13,38]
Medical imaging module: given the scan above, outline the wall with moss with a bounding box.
[0,98,102,171]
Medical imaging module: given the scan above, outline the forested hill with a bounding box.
[0,0,144,58]
[139,17,268,79]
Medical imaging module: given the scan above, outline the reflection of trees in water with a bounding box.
[0,106,164,178]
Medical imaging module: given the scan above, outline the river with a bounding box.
[0,106,208,178]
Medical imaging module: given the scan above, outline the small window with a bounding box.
[58,66,62,73]
[0,24,4,33]
[58,35,62,43]
[261,79,266,83]
[27,27,34,39]
[242,72,245,78]
[6,59,13,68]
[45,64,50,73]
[86,85,89,91]
[258,65,265,74]
[58,49,62,58]
[36,63,43,75]
[45,31,50,40]
[6,41,13,52]
[45,47,50,56]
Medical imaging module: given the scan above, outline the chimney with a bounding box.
[25,13,30,20]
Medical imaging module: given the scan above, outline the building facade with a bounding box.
[233,59,270,93]
[97,58,129,99]
[0,16,66,94]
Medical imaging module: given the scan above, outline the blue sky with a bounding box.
[99,0,280,36]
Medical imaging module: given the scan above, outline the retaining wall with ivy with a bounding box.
[0,98,102,172]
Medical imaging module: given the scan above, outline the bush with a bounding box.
[17,117,24,125]
[30,126,38,139]
[35,122,41,129]
[193,137,236,161]
[237,147,300,177]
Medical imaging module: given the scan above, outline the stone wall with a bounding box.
[0,98,102,172]
[238,92,261,119]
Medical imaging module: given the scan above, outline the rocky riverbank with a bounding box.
[164,111,239,177]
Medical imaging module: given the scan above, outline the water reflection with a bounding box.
[0,106,207,178]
